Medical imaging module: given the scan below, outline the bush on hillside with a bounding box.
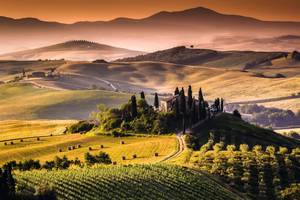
[84,152,112,165]
[67,121,95,134]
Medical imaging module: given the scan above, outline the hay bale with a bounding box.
[58,148,62,152]
[4,142,7,146]
[89,147,92,151]
[155,153,159,157]
[113,161,117,165]
[10,141,14,145]
[20,139,23,142]
[100,145,104,149]
[122,156,126,160]
[132,154,137,159]
[37,137,40,141]
[120,141,125,145]
[68,146,72,151]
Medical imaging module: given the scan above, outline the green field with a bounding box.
[0,83,131,120]
[16,164,245,200]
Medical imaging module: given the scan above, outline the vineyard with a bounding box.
[15,164,245,200]
[194,141,300,199]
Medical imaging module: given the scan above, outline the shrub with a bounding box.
[84,152,112,165]
[68,121,95,134]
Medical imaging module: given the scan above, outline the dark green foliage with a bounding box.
[197,143,300,200]
[0,165,15,199]
[233,110,242,119]
[174,87,179,95]
[85,152,112,165]
[16,160,41,171]
[187,85,193,110]
[140,91,145,99]
[154,93,159,109]
[179,88,186,114]
[68,121,94,134]
[54,156,72,169]
[131,95,138,118]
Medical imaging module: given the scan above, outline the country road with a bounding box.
[160,134,185,162]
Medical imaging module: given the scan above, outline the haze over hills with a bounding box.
[0,40,143,61]
[1,7,300,54]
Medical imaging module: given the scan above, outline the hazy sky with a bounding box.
[0,0,300,23]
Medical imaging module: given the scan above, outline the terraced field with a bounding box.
[16,164,245,200]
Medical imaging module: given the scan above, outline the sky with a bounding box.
[0,0,300,23]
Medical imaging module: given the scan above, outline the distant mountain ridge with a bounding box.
[0,40,143,61]
[1,7,300,54]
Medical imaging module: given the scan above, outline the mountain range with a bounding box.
[1,7,300,54]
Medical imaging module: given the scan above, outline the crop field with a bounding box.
[0,132,177,165]
[16,164,244,200]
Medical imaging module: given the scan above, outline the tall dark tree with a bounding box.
[187,85,193,110]
[179,88,186,114]
[174,87,180,96]
[174,98,180,119]
[198,88,204,102]
[191,99,197,124]
[179,88,186,134]
[221,98,224,112]
[154,93,159,109]
[140,91,145,99]
[131,95,137,118]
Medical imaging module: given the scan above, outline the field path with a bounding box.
[159,134,185,162]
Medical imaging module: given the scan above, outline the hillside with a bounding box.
[117,46,287,69]
[0,83,131,120]
[15,164,245,200]
[189,113,300,149]
[1,7,300,53]
[0,40,143,61]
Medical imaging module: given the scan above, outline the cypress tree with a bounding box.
[180,88,186,114]
[174,98,180,119]
[198,88,204,102]
[131,95,137,118]
[191,99,197,124]
[180,88,186,133]
[174,87,180,96]
[140,91,145,99]
[221,98,224,112]
[154,93,159,109]
[187,85,193,110]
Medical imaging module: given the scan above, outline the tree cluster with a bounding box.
[197,142,300,200]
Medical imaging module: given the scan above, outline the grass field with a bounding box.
[0,131,177,165]
[276,128,300,134]
[15,164,245,200]
[0,120,75,141]
[0,83,131,120]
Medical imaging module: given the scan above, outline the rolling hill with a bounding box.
[189,113,300,149]
[0,40,143,61]
[1,7,300,54]
[0,83,131,120]
[117,46,288,69]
